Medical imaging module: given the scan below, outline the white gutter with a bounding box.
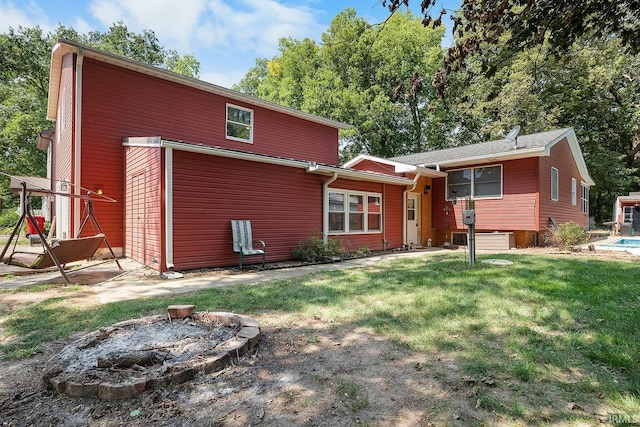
[165,148,174,269]
[73,49,83,237]
[402,172,423,246]
[322,172,339,245]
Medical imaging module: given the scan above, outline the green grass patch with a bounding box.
[1,252,639,423]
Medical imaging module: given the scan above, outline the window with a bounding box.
[551,167,559,201]
[571,178,577,205]
[226,104,253,142]
[328,190,382,233]
[623,206,633,223]
[447,165,501,200]
[581,184,589,214]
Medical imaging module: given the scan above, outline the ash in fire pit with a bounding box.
[43,311,260,400]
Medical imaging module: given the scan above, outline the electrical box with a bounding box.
[463,209,475,225]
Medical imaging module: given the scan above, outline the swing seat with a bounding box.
[3,234,105,269]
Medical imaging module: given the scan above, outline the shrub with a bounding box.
[291,232,345,262]
[546,221,588,251]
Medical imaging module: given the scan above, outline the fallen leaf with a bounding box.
[130,409,141,417]
[566,402,581,411]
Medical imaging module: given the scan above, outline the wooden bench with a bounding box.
[230,220,266,269]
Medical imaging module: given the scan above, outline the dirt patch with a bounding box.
[0,315,506,426]
[0,248,631,425]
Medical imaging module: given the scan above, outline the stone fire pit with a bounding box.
[43,310,260,400]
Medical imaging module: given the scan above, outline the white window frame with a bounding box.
[328,189,383,234]
[551,167,559,201]
[446,164,502,200]
[623,206,633,223]
[571,178,577,206]
[226,103,253,143]
[581,184,589,214]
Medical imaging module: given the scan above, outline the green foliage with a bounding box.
[545,221,589,250]
[0,23,201,208]
[235,9,450,159]
[0,209,18,227]
[291,232,345,262]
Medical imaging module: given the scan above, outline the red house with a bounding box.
[346,128,595,249]
[613,192,640,236]
[44,39,444,271]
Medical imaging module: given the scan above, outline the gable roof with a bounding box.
[342,154,446,177]
[47,39,350,130]
[391,128,595,186]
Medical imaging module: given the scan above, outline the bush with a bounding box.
[546,221,589,251]
[291,232,345,263]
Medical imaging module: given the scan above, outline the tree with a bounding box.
[382,0,640,96]
[235,9,449,160]
[0,24,201,208]
[455,37,640,222]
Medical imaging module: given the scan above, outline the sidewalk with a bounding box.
[92,249,443,304]
[0,246,446,302]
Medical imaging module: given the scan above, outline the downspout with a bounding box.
[402,171,422,246]
[322,172,339,245]
[73,49,84,237]
[165,147,174,269]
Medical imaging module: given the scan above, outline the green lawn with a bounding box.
[1,252,639,424]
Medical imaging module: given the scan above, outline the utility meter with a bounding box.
[463,209,476,225]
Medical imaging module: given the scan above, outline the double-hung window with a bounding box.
[623,206,633,223]
[328,190,382,233]
[226,104,253,143]
[447,165,502,200]
[551,167,559,201]
[580,184,589,214]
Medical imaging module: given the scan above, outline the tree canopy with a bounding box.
[382,0,640,96]
[0,23,200,208]
[234,9,451,160]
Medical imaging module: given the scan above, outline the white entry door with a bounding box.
[407,194,420,246]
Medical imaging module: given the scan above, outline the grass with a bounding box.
[1,252,639,423]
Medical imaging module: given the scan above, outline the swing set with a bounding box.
[0,174,122,284]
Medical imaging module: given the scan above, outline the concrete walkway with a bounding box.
[92,249,442,304]
[0,244,447,302]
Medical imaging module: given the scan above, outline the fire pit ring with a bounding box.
[43,311,260,400]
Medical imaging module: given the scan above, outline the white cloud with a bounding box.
[0,0,51,32]
[200,69,246,89]
[88,0,208,51]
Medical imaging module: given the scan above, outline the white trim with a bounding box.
[48,40,349,130]
[73,49,83,237]
[327,189,383,234]
[445,164,503,201]
[226,103,253,143]
[123,137,415,186]
[551,167,559,201]
[343,154,446,177]
[165,148,174,269]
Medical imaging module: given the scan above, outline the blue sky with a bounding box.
[0,0,459,88]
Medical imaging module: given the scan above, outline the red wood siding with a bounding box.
[538,138,588,229]
[171,150,326,269]
[77,57,340,251]
[349,159,404,176]
[328,178,404,251]
[124,146,163,270]
[432,158,539,231]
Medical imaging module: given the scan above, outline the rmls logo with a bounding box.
[609,413,640,424]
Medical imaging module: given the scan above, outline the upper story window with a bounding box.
[226,104,253,143]
[580,183,589,214]
[329,190,382,234]
[447,165,502,200]
[551,167,559,201]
